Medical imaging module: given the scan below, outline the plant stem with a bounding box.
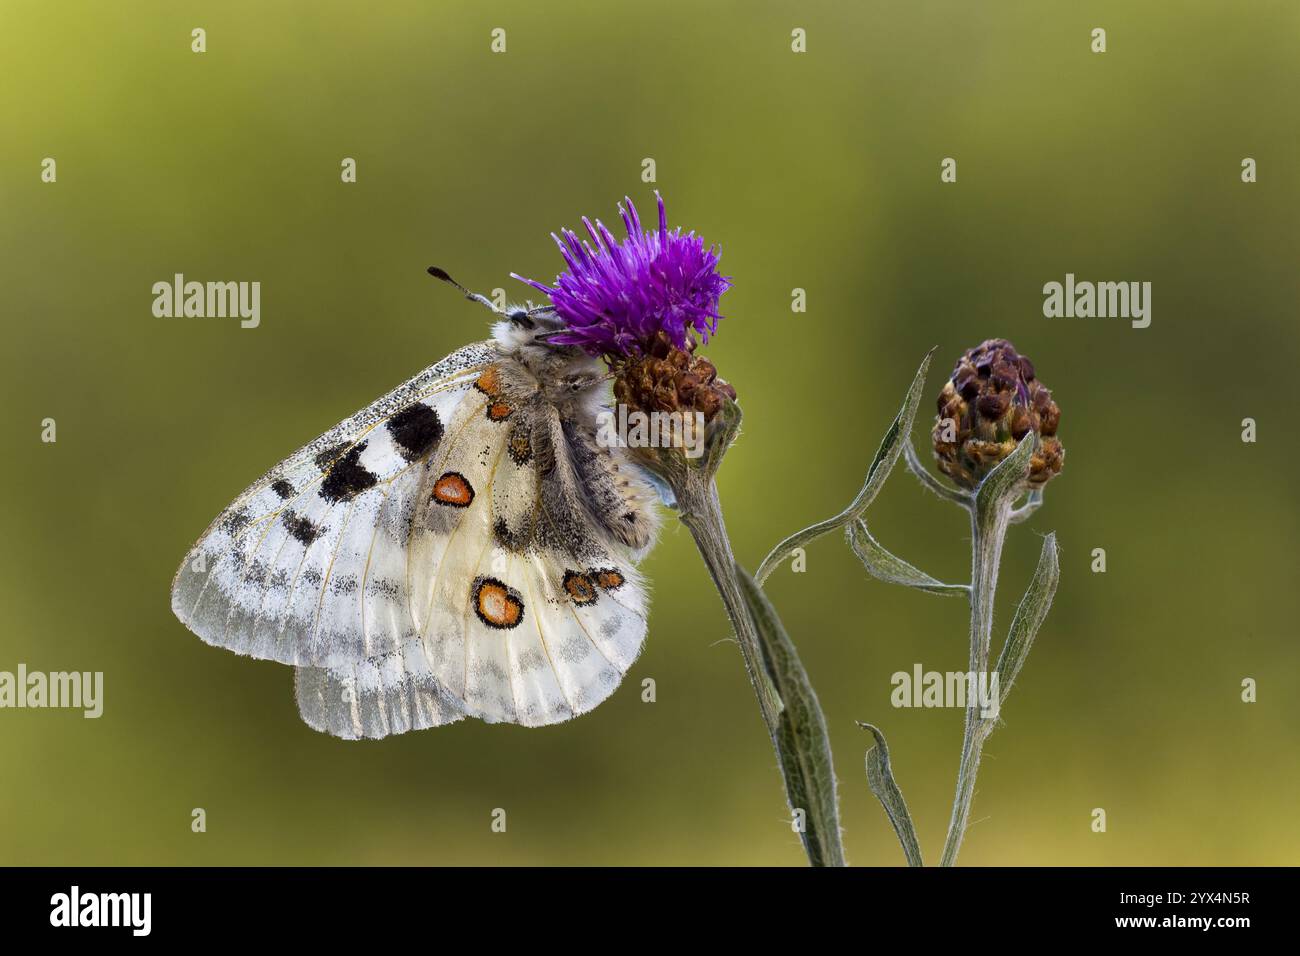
[676,477,783,731]
[638,400,843,866]
[676,474,846,867]
[939,495,1012,866]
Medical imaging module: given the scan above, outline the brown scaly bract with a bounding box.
[932,338,1063,490]
[612,331,737,422]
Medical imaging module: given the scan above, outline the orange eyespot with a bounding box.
[432,472,474,508]
[487,401,514,421]
[594,568,625,591]
[473,577,524,630]
[474,366,503,397]
[563,570,598,605]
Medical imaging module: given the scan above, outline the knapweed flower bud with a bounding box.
[932,338,1063,490]
[612,331,737,422]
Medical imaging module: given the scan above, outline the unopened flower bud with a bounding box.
[932,338,1063,490]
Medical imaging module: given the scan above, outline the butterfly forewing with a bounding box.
[170,343,494,668]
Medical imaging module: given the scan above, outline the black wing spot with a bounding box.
[330,575,359,596]
[313,442,349,470]
[366,578,400,599]
[387,403,443,461]
[222,508,251,535]
[507,422,533,466]
[271,479,294,500]
[283,510,320,545]
[493,517,531,553]
[320,442,378,502]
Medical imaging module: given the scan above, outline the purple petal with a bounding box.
[512,195,731,358]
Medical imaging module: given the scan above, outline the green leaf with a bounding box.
[994,532,1060,705]
[975,432,1037,518]
[846,519,968,597]
[1008,488,1044,525]
[755,348,935,585]
[737,565,845,867]
[701,397,743,478]
[857,722,923,867]
[903,439,972,506]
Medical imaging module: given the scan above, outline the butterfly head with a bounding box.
[491,305,593,364]
[488,310,613,411]
[496,305,567,342]
[428,266,582,354]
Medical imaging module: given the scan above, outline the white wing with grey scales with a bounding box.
[173,343,657,739]
[170,342,494,671]
[304,368,652,733]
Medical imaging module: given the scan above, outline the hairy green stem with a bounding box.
[636,400,843,865]
[939,495,1012,866]
[677,478,784,731]
[676,471,844,866]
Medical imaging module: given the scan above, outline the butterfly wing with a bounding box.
[297,377,652,735]
[170,342,494,674]
[174,345,655,738]
[292,628,467,738]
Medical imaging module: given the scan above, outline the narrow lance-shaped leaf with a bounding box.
[847,519,968,597]
[903,439,971,507]
[994,532,1060,705]
[755,348,935,584]
[669,403,786,728]
[975,431,1037,518]
[858,722,923,867]
[1008,488,1044,525]
[737,566,845,867]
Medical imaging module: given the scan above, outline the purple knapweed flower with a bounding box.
[511,193,731,359]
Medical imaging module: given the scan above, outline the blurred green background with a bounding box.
[2,0,1297,866]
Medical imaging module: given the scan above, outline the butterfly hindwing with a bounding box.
[293,634,468,739]
[302,369,651,733]
[515,550,647,721]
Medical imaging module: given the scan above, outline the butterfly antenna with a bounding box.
[427,266,501,314]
